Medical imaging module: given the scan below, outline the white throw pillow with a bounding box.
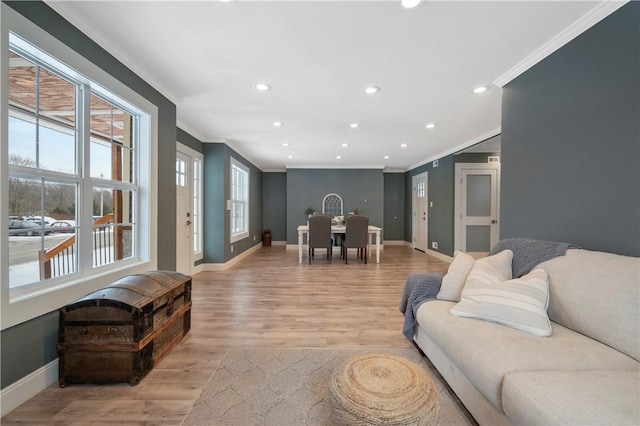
[449,268,552,337]
[436,251,476,302]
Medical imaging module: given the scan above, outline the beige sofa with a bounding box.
[413,248,640,425]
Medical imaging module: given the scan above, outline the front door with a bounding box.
[412,172,428,252]
[455,163,500,256]
[176,151,191,275]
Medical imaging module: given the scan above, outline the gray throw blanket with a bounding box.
[399,238,576,341]
[488,238,577,278]
[399,272,445,340]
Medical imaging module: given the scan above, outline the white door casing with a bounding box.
[455,163,500,255]
[176,151,191,275]
[412,172,428,252]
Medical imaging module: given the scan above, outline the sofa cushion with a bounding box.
[450,269,552,337]
[538,249,640,362]
[416,300,639,411]
[463,249,513,288]
[503,370,640,425]
[436,251,476,302]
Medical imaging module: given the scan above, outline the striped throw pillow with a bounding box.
[450,268,552,337]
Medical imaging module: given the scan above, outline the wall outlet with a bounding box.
[231,244,234,253]
[432,241,439,249]
[253,235,256,241]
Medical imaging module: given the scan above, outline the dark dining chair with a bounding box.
[308,214,332,263]
[342,215,369,264]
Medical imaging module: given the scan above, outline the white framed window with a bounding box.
[230,157,249,243]
[1,4,158,329]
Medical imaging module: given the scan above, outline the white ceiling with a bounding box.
[46,0,621,171]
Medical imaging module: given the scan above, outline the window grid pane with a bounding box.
[7,38,141,290]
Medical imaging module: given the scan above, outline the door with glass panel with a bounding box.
[455,164,500,255]
[175,151,191,275]
[412,172,428,252]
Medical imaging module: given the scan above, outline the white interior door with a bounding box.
[412,172,428,252]
[176,152,191,274]
[455,164,500,255]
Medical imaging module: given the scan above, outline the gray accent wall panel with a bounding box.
[501,2,639,256]
[1,312,58,388]
[203,144,263,263]
[405,157,455,256]
[383,173,404,240]
[286,169,384,244]
[263,173,287,242]
[2,1,178,390]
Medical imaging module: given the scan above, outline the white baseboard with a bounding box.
[200,242,263,271]
[271,241,286,246]
[0,358,58,416]
[382,240,405,246]
[191,263,204,275]
[425,248,454,263]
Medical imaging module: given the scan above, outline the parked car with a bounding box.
[24,216,57,226]
[8,219,52,236]
[51,221,76,234]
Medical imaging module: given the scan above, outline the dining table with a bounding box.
[297,224,382,264]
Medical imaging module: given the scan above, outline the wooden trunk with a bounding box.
[58,271,192,387]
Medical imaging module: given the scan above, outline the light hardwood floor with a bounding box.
[2,245,452,425]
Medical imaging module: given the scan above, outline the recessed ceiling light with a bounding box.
[349,123,359,128]
[401,143,408,148]
[287,155,294,159]
[341,143,349,148]
[473,86,489,94]
[384,155,390,160]
[336,155,342,159]
[426,123,437,129]
[282,143,290,147]
[401,0,422,9]
[363,86,380,95]
[273,121,283,127]
[255,83,271,91]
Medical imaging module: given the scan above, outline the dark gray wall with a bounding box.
[177,128,204,154]
[501,2,640,256]
[1,312,58,388]
[383,173,405,240]
[2,1,178,390]
[263,173,287,242]
[203,144,263,263]
[285,169,384,244]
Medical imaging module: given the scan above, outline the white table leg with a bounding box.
[298,230,303,263]
[376,231,380,263]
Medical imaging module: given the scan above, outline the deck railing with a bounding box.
[39,214,114,280]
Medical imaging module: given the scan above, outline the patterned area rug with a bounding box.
[183,347,473,425]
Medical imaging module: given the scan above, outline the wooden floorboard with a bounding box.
[2,246,449,424]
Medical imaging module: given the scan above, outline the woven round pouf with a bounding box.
[329,354,439,425]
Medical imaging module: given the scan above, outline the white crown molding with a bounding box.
[176,119,207,143]
[285,165,386,170]
[493,0,628,88]
[44,1,180,105]
[407,127,502,171]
